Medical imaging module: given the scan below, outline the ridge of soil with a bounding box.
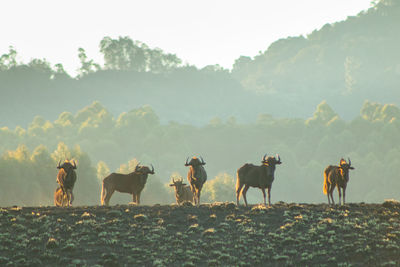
[1,201,399,266]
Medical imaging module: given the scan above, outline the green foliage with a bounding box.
[0,100,400,205]
[0,46,18,70]
[0,142,98,206]
[99,36,181,72]
[202,173,236,203]
[77,47,101,77]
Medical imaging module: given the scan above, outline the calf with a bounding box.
[169,177,194,205]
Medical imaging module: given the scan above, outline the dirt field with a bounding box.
[1,201,399,266]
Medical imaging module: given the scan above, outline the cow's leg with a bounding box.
[54,188,62,206]
[66,190,73,206]
[192,193,197,205]
[338,186,342,205]
[236,182,244,206]
[328,186,335,205]
[194,189,199,205]
[104,189,115,206]
[326,184,331,205]
[261,188,266,206]
[267,186,272,206]
[242,185,250,207]
[136,192,141,205]
[343,186,346,205]
[197,190,201,206]
[70,191,74,205]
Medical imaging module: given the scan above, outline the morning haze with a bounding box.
[1,0,399,207]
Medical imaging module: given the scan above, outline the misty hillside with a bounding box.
[232,0,400,117]
[1,0,400,127]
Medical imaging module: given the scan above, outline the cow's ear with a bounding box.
[349,167,355,170]
[169,184,174,186]
[182,183,187,186]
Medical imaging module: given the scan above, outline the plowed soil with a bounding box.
[1,201,400,266]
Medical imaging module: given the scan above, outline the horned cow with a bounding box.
[323,158,354,205]
[185,156,207,206]
[236,154,282,206]
[55,160,77,207]
[101,164,155,206]
[169,177,194,205]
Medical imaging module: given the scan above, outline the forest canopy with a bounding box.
[0,100,399,206]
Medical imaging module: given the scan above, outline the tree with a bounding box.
[99,36,181,72]
[97,161,110,182]
[77,47,101,77]
[99,36,146,71]
[0,46,18,70]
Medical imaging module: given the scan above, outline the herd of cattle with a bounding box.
[54,155,355,207]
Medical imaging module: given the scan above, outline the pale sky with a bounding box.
[0,0,373,75]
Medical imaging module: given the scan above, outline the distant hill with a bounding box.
[232,0,400,118]
[1,0,399,127]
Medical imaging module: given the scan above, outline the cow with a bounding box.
[185,156,207,206]
[54,187,68,207]
[55,160,77,207]
[323,158,355,205]
[101,164,155,206]
[169,177,194,205]
[236,154,282,207]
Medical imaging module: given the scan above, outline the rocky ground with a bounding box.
[0,201,400,266]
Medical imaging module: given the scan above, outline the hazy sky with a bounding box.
[1,0,372,75]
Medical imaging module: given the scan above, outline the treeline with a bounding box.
[232,0,400,114]
[1,100,399,206]
[2,0,400,128]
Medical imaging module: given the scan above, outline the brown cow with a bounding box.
[323,158,355,205]
[185,156,207,206]
[236,154,282,207]
[101,164,155,206]
[55,160,77,206]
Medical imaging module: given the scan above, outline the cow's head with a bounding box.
[169,177,187,196]
[339,158,354,181]
[185,156,206,167]
[135,164,155,175]
[57,160,77,172]
[262,154,282,166]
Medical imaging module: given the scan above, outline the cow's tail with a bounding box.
[101,181,106,205]
[323,169,328,195]
[236,171,242,201]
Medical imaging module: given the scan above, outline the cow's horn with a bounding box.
[262,154,267,162]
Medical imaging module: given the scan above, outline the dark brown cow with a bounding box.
[169,177,194,205]
[236,154,282,206]
[323,158,355,205]
[55,160,77,206]
[185,156,207,206]
[101,164,155,206]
